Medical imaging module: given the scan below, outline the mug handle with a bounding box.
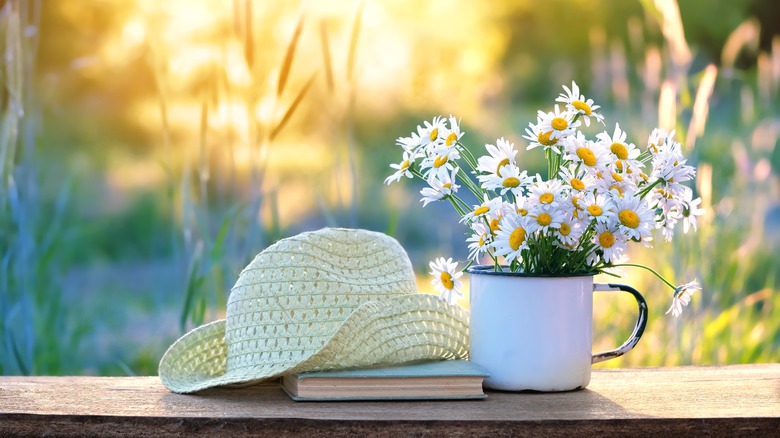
[591,283,648,364]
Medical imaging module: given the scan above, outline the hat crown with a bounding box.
[223,228,418,374]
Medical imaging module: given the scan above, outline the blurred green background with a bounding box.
[1,0,778,375]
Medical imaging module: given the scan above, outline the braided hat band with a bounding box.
[159,228,470,394]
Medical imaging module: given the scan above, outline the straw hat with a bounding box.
[159,228,470,393]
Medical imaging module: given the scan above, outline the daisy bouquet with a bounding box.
[385,82,703,316]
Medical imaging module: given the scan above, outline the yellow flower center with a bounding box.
[430,128,439,141]
[443,183,452,190]
[587,205,603,216]
[489,218,501,234]
[503,177,520,188]
[610,142,629,160]
[570,178,585,190]
[571,196,582,209]
[478,236,485,247]
[537,130,558,146]
[615,160,623,171]
[599,230,615,248]
[618,210,640,229]
[610,185,624,197]
[640,173,649,182]
[434,155,448,168]
[559,222,571,236]
[446,132,458,146]
[496,158,510,174]
[540,193,554,204]
[440,271,454,290]
[551,117,568,131]
[612,172,623,182]
[517,208,528,216]
[509,227,527,251]
[401,159,410,170]
[576,147,597,167]
[473,206,490,216]
[536,213,552,226]
[572,100,592,115]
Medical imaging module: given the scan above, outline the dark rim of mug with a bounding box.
[465,265,597,278]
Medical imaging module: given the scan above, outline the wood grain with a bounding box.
[2,365,779,436]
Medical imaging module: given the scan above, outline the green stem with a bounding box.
[610,262,677,291]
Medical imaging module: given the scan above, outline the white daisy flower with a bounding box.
[476,137,518,176]
[420,167,460,207]
[591,222,627,264]
[418,116,447,150]
[680,192,705,234]
[580,192,616,225]
[536,104,580,141]
[492,213,531,264]
[460,194,504,224]
[395,132,423,156]
[647,128,672,155]
[466,221,493,262]
[563,131,610,173]
[613,195,654,241]
[559,164,594,193]
[527,176,565,210]
[554,216,584,248]
[442,115,465,148]
[429,257,464,305]
[528,205,564,233]
[419,143,461,181]
[384,151,415,185]
[523,122,563,154]
[479,163,531,197]
[556,81,605,126]
[666,280,699,317]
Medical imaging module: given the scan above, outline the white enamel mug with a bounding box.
[467,266,647,392]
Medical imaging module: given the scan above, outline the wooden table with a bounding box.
[2,365,779,436]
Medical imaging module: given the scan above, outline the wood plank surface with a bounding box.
[1,365,779,436]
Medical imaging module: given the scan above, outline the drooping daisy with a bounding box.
[479,163,531,197]
[579,192,616,225]
[420,167,460,207]
[666,280,699,317]
[647,128,671,155]
[680,192,705,233]
[429,257,464,305]
[613,195,654,241]
[523,122,562,153]
[384,150,415,185]
[466,221,493,262]
[492,213,531,264]
[460,194,504,224]
[536,104,580,141]
[527,176,565,210]
[562,131,609,173]
[556,81,605,126]
[476,137,518,176]
[591,222,627,264]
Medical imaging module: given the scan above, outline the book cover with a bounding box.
[281,360,489,401]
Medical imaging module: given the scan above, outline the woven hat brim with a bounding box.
[158,294,469,394]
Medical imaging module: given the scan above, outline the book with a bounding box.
[281,360,489,401]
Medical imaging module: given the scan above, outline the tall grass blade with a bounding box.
[270,72,317,141]
[319,19,334,93]
[180,241,204,332]
[347,1,365,81]
[277,15,304,97]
